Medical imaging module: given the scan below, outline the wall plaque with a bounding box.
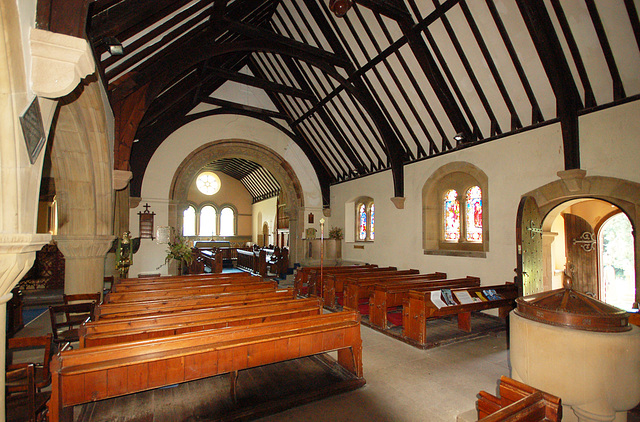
[20,97,46,164]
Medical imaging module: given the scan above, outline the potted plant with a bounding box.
[165,234,194,275]
[329,226,344,240]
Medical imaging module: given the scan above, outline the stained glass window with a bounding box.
[465,186,482,242]
[444,189,460,242]
[183,206,196,236]
[369,203,375,240]
[199,205,216,236]
[358,203,367,240]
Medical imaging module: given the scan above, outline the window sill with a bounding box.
[423,249,486,258]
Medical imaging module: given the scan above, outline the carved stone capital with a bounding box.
[113,170,133,191]
[323,208,332,217]
[55,235,114,259]
[30,28,95,98]
[390,196,405,209]
[0,233,51,296]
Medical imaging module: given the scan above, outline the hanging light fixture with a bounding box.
[329,0,353,17]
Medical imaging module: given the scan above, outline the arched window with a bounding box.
[465,186,483,242]
[199,205,217,236]
[423,163,488,256]
[369,203,375,241]
[355,197,374,242]
[443,189,460,242]
[599,212,635,310]
[183,205,196,236]
[220,207,235,236]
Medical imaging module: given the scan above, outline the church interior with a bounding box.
[1,0,640,421]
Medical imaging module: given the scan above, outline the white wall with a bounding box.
[130,113,323,275]
[252,196,277,245]
[330,100,640,286]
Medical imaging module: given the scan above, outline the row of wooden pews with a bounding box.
[48,272,364,421]
[295,265,518,348]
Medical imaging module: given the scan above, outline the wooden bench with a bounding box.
[311,267,398,305]
[49,310,363,422]
[477,376,562,421]
[294,265,376,296]
[80,298,323,347]
[342,272,448,313]
[104,279,278,303]
[368,276,480,329]
[403,283,518,346]
[95,288,295,320]
[111,272,249,291]
[237,248,267,276]
[112,273,260,293]
[198,248,223,273]
[80,297,323,345]
[325,268,420,310]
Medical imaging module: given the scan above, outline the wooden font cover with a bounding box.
[515,287,630,333]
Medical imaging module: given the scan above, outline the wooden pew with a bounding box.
[113,272,253,291]
[112,273,260,293]
[104,279,278,303]
[95,288,295,320]
[49,310,364,422]
[113,272,255,292]
[198,248,223,273]
[80,298,323,347]
[477,376,562,421]
[368,276,480,329]
[80,297,322,344]
[310,266,397,303]
[294,264,376,296]
[342,272,448,313]
[324,267,414,310]
[237,248,267,276]
[402,283,518,346]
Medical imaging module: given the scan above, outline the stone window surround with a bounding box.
[423,162,489,258]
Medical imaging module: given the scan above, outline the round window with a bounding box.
[196,172,221,195]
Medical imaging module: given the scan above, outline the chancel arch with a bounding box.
[169,139,304,263]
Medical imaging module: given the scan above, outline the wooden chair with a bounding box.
[6,334,52,393]
[48,303,95,350]
[6,364,50,422]
[62,293,101,324]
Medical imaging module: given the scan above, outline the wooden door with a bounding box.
[517,196,543,297]
[564,213,598,296]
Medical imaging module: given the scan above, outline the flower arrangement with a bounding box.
[329,226,344,240]
[165,234,194,266]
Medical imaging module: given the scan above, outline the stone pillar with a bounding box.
[56,235,114,295]
[0,234,50,421]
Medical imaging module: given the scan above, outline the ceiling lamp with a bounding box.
[105,37,124,56]
[329,0,353,17]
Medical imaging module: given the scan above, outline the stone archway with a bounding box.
[169,139,305,263]
[522,170,640,307]
[51,79,114,295]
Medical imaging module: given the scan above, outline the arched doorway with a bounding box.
[516,172,639,309]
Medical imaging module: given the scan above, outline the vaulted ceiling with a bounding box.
[37,0,640,207]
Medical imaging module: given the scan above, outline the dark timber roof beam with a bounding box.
[202,97,293,123]
[206,67,316,101]
[224,18,351,69]
[517,0,582,170]
[353,0,411,22]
